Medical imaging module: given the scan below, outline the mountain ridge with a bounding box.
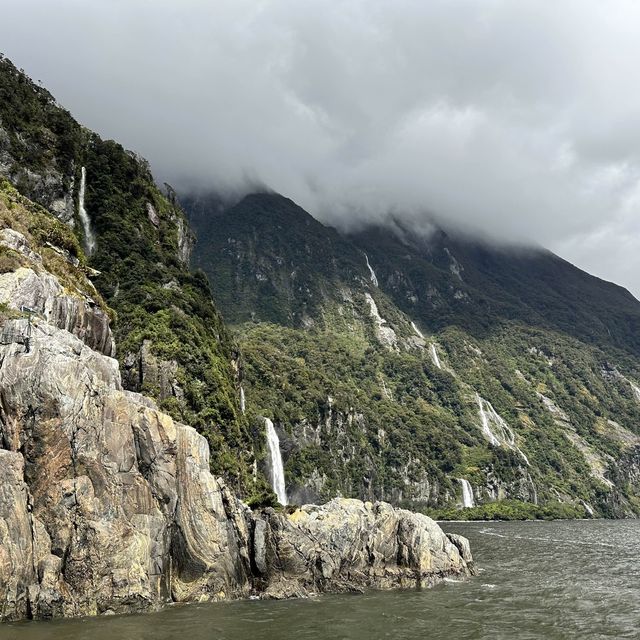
[185,189,640,518]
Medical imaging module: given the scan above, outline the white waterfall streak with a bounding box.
[476,394,502,447]
[476,393,530,465]
[430,343,442,369]
[265,418,288,505]
[411,321,424,339]
[364,253,379,287]
[78,167,96,255]
[459,478,475,508]
[240,386,246,414]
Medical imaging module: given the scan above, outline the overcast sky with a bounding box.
[2,0,640,296]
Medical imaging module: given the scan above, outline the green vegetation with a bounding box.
[3,52,640,517]
[187,191,640,517]
[0,178,103,304]
[424,499,586,521]
[0,56,255,491]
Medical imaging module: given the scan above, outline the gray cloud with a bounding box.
[2,0,640,295]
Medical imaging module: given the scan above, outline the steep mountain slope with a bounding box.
[0,180,473,621]
[0,55,254,490]
[185,191,640,518]
[352,224,640,357]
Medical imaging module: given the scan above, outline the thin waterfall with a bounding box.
[476,393,530,465]
[265,418,287,505]
[78,167,96,255]
[459,478,475,508]
[411,321,424,339]
[430,343,442,369]
[239,386,246,414]
[364,253,379,287]
[476,394,501,446]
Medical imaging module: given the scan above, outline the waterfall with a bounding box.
[459,478,475,508]
[411,321,424,339]
[364,253,379,287]
[265,418,288,505]
[78,167,96,255]
[239,386,246,414]
[476,393,530,465]
[430,343,442,369]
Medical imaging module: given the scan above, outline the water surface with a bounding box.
[5,520,640,639]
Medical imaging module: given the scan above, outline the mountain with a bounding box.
[0,56,476,621]
[0,54,255,492]
[184,191,640,518]
[0,178,473,621]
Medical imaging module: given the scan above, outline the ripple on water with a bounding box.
[4,520,640,640]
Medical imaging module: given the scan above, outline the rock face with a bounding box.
[0,313,473,622]
[0,124,76,226]
[0,265,115,357]
[0,225,115,357]
[254,499,473,598]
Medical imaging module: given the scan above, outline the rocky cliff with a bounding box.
[0,55,255,491]
[0,195,473,622]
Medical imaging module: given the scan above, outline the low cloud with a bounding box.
[3,0,640,294]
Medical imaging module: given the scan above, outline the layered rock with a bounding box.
[0,314,473,622]
[0,207,115,358]
[254,499,473,598]
[0,264,114,357]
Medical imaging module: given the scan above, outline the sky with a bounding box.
[2,0,640,296]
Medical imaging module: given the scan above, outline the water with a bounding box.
[410,321,424,340]
[4,520,640,639]
[78,167,96,255]
[430,343,442,368]
[364,253,379,287]
[264,418,287,505]
[459,478,475,508]
[239,386,246,414]
[476,394,530,466]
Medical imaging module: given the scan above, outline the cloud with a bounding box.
[2,0,640,295]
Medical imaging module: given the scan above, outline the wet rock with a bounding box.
[255,499,473,599]
[0,311,473,621]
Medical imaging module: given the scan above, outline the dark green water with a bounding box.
[4,520,640,639]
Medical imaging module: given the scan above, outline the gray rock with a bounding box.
[0,266,115,357]
[0,247,473,621]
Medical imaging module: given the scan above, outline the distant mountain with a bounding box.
[184,190,640,517]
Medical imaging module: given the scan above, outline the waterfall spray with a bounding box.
[459,478,475,508]
[78,167,96,255]
[265,418,287,505]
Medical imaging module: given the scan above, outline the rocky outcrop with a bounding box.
[0,315,473,622]
[254,499,473,598]
[0,265,115,357]
[122,339,182,402]
[0,222,115,357]
[0,124,76,225]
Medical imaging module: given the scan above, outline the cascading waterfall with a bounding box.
[476,393,530,465]
[364,253,379,287]
[430,343,442,369]
[459,478,475,508]
[264,418,288,505]
[78,167,96,255]
[476,394,502,447]
[411,321,424,339]
[582,501,595,517]
[239,386,246,414]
